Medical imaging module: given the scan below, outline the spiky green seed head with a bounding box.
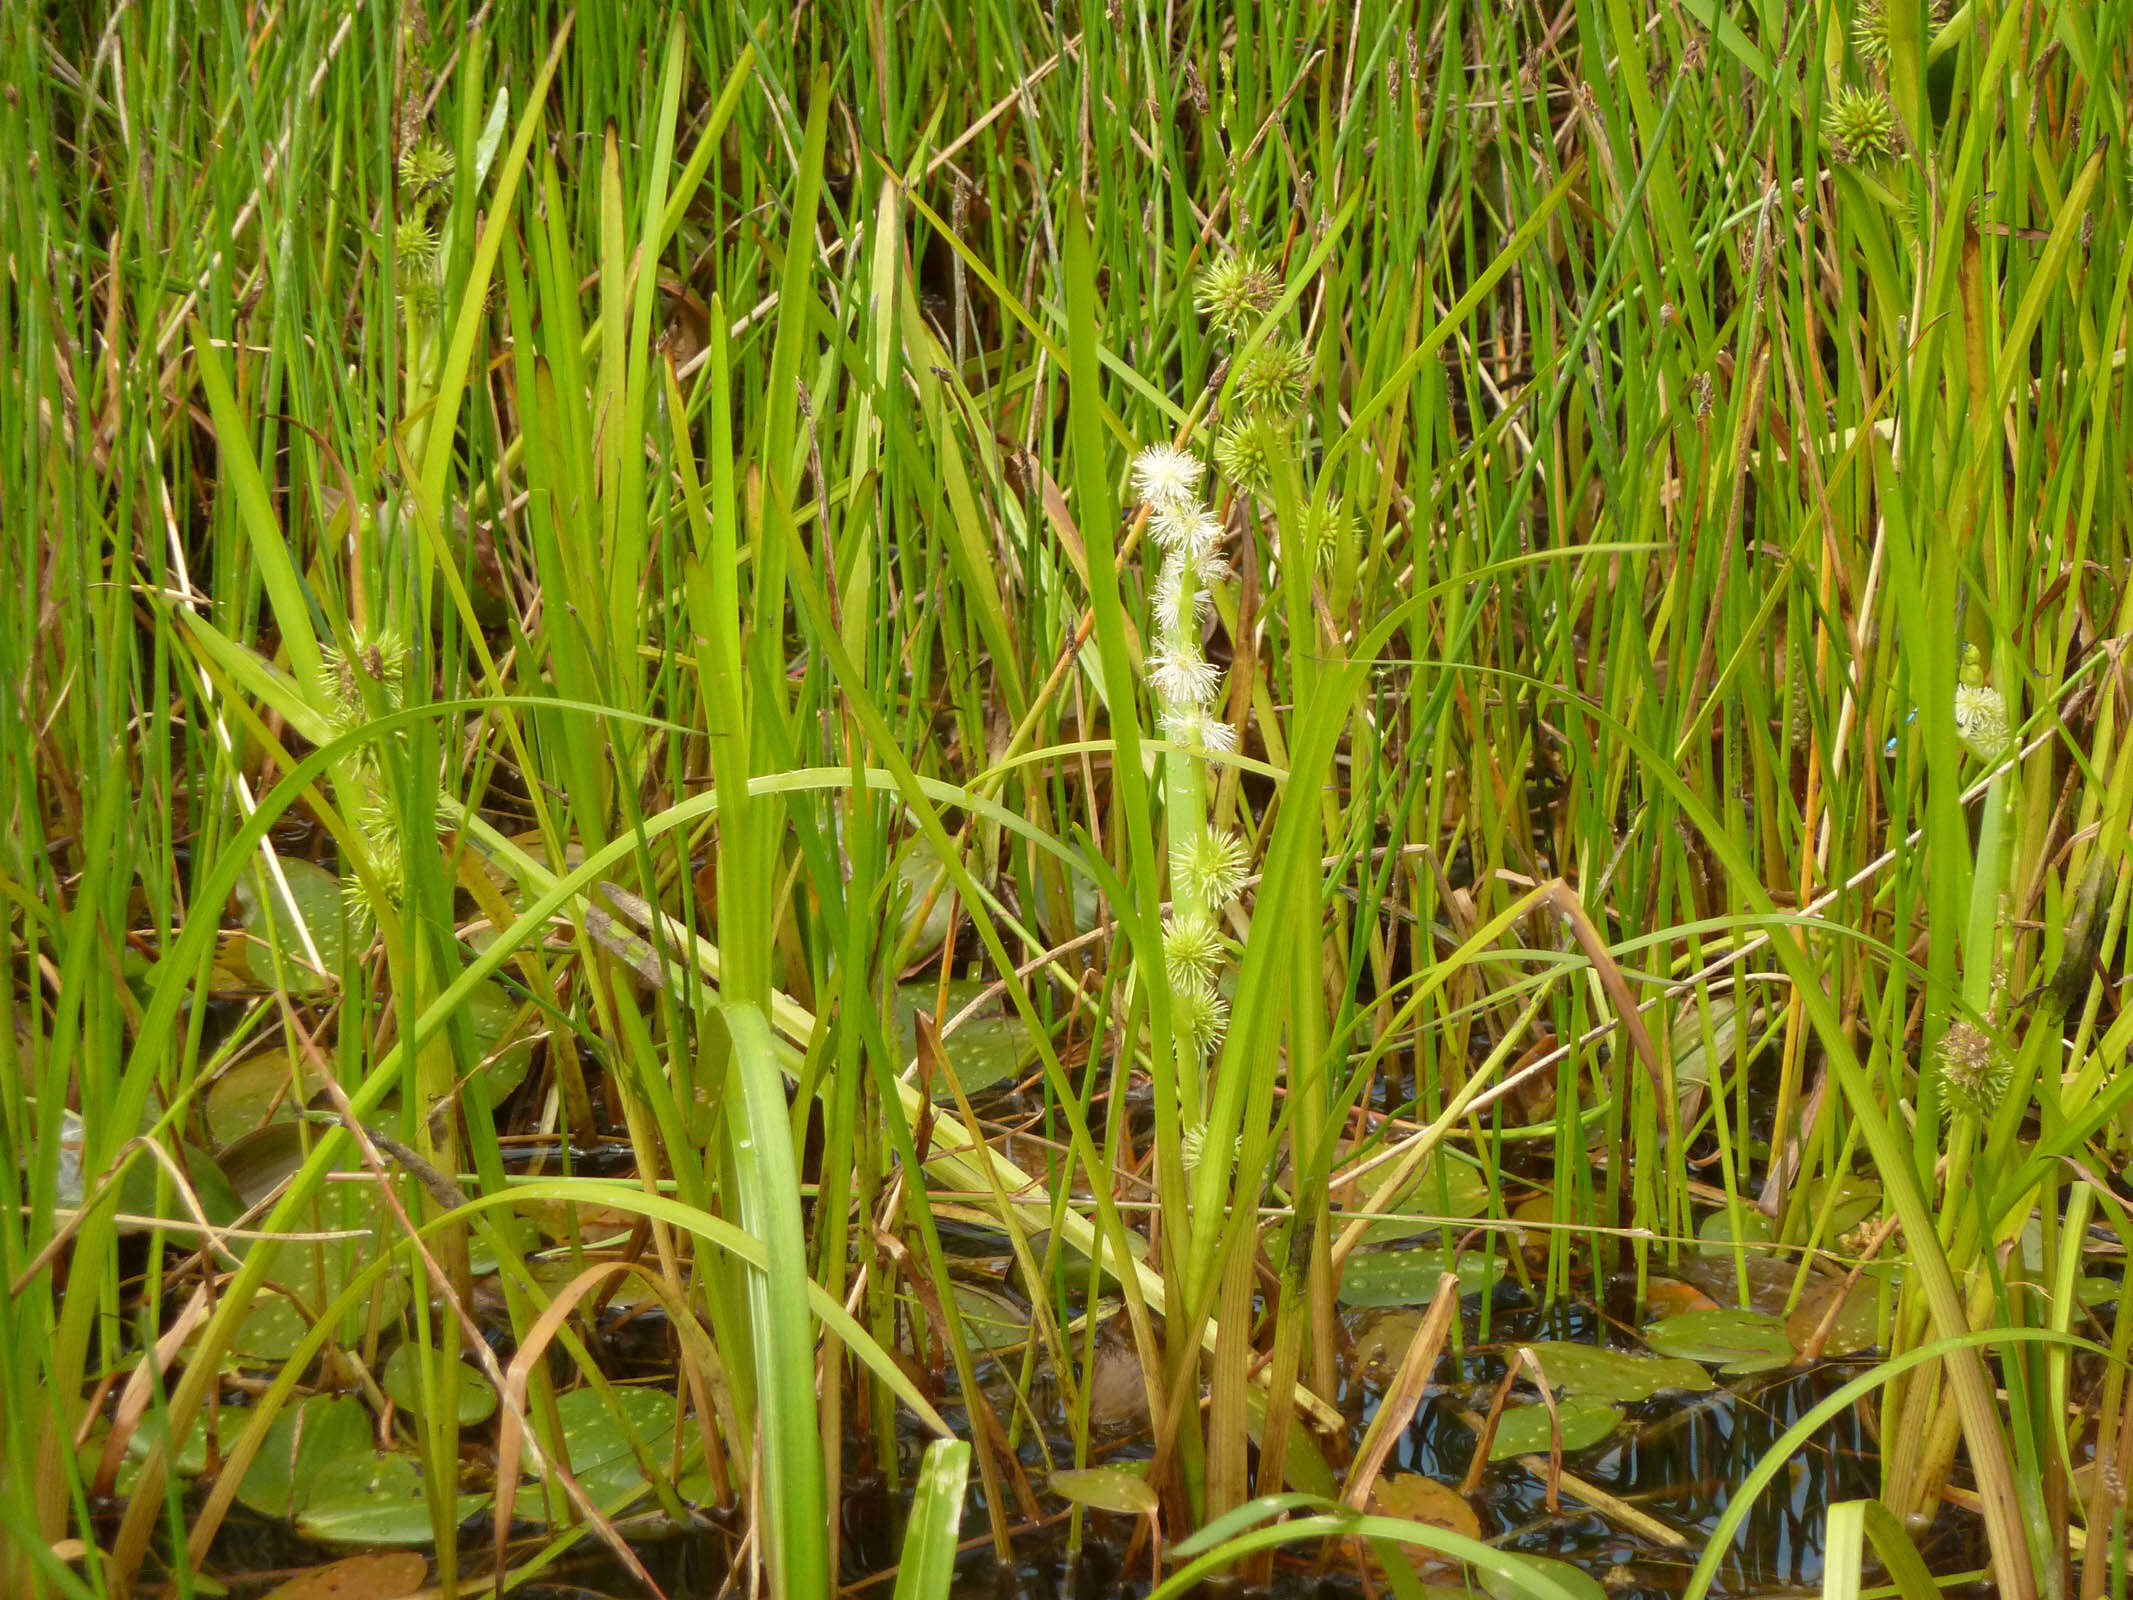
[1958,641,1987,689]
[1194,252,1280,337]
[1853,0,1893,70]
[1231,337,1310,421]
[1163,908,1225,982]
[323,627,412,724]
[1935,1021,2008,1122]
[1293,493,1353,572]
[1214,416,1282,498]
[394,214,439,270]
[398,138,455,196]
[1823,87,1899,163]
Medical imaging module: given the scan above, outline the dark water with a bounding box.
[179,1280,1989,1600]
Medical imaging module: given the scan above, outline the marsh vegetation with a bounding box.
[3,3,2131,1598]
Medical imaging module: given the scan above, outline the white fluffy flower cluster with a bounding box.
[1954,682,2010,764]
[1131,445,1231,732]
[1132,441,1250,1060]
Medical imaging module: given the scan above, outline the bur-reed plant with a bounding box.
[2,2,2131,1599]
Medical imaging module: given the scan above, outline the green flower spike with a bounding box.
[1952,643,2010,763]
[1936,1020,2009,1122]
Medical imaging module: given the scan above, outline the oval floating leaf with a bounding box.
[1484,1400,1621,1460]
[234,858,349,995]
[383,1342,499,1427]
[1351,1158,1491,1244]
[1644,1307,1793,1375]
[1371,1474,1480,1540]
[1340,1249,1505,1308]
[207,1048,329,1145]
[1695,1205,1773,1254]
[259,1552,429,1600]
[1785,1273,1886,1358]
[230,1395,372,1519]
[1047,1465,1157,1516]
[1643,1277,1718,1318]
[539,1385,700,1507]
[215,1121,311,1207]
[463,979,537,1101]
[1518,1342,1714,1403]
[296,1452,485,1546]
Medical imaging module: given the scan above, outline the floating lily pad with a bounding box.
[1242,1384,1335,1498]
[296,1451,486,1546]
[260,1553,429,1600]
[215,1122,311,1208]
[1668,993,1746,1096]
[1678,1250,1801,1315]
[1508,1191,1560,1247]
[104,1139,246,1234]
[1034,873,1104,944]
[383,1343,498,1427]
[234,858,349,995]
[1047,1465,1157,1516]
[1517,1341,1714,1402]
[933,1013,1041,1098]
[539,1385,707,1509]
[1485,1400,1621,1460]
[1371,1474,1480,1540]
[207,1048,330,1145]
[1340,1248,1506,1308]
[229,1294,316,1362]
[221,1248,411,1363]
[463,979,537,1101]
[1695,1205,1774,1254]
[229,1395,372,1519]
[894,837,958,963]
[1084,1341,1152,1434]
[1644,1277,1718,1318]
[1348,1157,1491,1244]
[1806,1173,1882,1238]
[111,1405,214,1496]
[1644,1307,1793,1374]
[950,1280,1034,1358]
[895,979,1042,1100]
[1784,1273,1886,1358]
